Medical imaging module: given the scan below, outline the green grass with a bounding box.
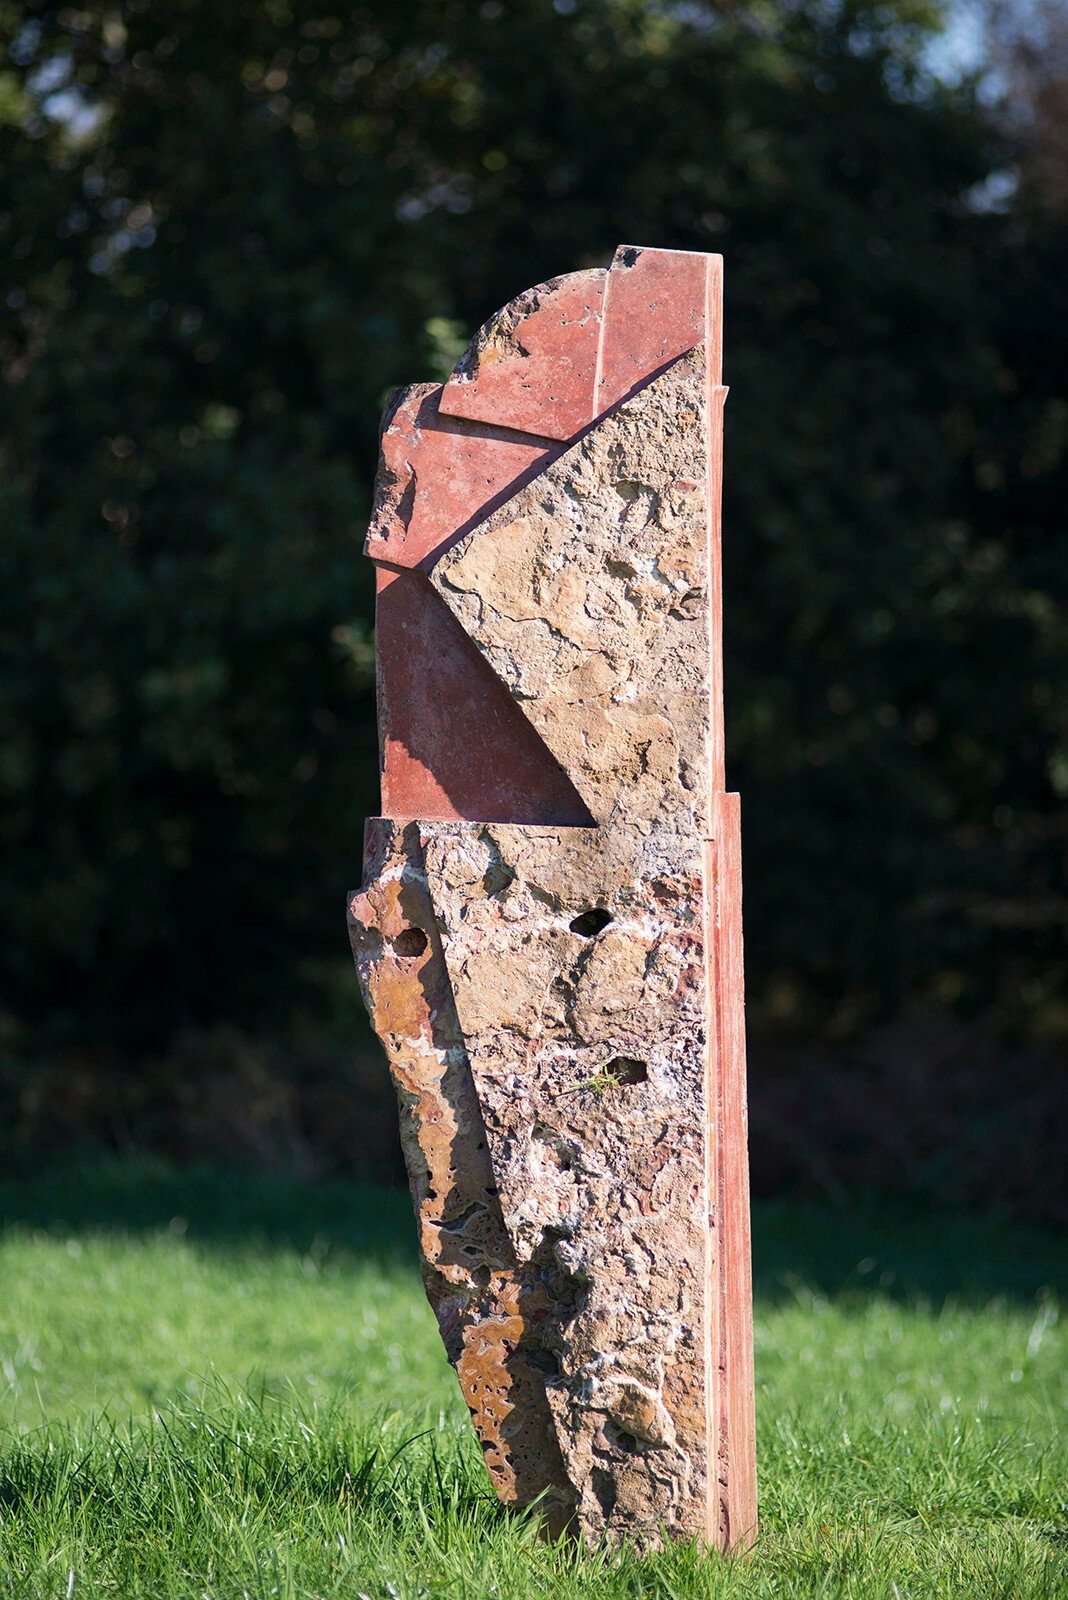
[0,1162,1065,1598]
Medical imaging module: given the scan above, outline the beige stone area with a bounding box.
[421,822,712,1543]
[349,818,714,1546]
[430,348,719,838]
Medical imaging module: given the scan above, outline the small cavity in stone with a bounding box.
[605,1419,646,1456]
[570,907,613,937]
[604,1056,648,1087]
[393,927,429,957]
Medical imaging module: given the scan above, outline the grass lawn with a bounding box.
[0,1161,1065,1598]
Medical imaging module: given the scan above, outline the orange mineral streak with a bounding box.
[347,821,576,1535]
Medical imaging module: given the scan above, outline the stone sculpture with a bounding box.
[347,245,757,1550]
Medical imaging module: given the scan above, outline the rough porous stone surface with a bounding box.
[347,819,577,1534]
[348,246,756,1551]
[423,823,711,1539]
[348,817,711,1542]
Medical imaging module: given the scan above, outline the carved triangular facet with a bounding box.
[429,349,719,837]
[375,567,593,825]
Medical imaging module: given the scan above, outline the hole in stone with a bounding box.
[569,907,613,937]
[472,1265,491,1288]
[392,927,428,958]
[604,1056,648,1087]
[605,555,638,581]
[590,1467,618,1518]
[526,1345,561,1376]
[481,859,514,897]
[533,1125,573,1170]
[605,1419,645,1456]
[544,1267,581,1307]
[669,589,704,622]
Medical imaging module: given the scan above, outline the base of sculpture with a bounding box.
[348,799,754,1548]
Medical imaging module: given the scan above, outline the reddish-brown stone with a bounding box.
[596,246,721,415]
[366,382,563,570]
[439,269,606,441]
[375,564,593,824]
[707,793,757,1548]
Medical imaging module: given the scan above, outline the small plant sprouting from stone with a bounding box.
[570,1057,648,1096]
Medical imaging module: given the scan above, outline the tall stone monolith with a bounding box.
[347,246,757,1550]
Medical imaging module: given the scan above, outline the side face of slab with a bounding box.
[348,246,756,1550]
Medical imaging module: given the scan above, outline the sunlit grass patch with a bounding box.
[0,1164,1065,1598]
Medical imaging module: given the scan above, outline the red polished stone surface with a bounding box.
[375,565,594,825]
[707,793,757,1548]
[439,270,606,441]
[365,383,562,571]
[596,246,720,415]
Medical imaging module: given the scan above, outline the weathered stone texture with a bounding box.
[348,245,756,1552]
[423,823,711,1539]
[348,817,713,1542]
[348,819,577,1533]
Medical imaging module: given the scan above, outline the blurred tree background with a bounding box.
[1,0,1065,1213]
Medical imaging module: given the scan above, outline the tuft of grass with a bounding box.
[0,1161,1066,1597]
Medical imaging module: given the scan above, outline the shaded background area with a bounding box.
[1,0,1066,1219]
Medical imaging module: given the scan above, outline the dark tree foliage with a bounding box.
[0,0,1065,1053]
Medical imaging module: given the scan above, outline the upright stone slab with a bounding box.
[348,247,757,1550]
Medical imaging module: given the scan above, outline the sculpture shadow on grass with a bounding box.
[0,1160,1064,1310]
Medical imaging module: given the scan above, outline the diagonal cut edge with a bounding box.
[375,563,594,826]
[425,348,718,832]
